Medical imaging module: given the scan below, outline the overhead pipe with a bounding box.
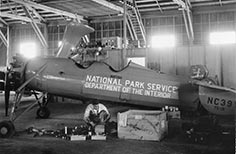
[186,9,194,40]
[182,10,190,40]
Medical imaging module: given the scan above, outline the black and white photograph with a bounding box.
[0,0,235,154]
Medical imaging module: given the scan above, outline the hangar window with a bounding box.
[19,42,37,59]
[151,34,175,48]
[127,57,146,67]
[210,31,236,45]
[58,41,62,47]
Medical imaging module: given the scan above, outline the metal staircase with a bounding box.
[126,1,146,47]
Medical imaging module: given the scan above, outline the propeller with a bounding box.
[0,69,10,116]
[1,55,27,117]
[4,70,10,116]
[1,67,20,117]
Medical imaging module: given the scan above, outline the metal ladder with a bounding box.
[126,0,146,47]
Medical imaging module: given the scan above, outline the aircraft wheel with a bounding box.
[37,107,50,119]
[0,121,15,138]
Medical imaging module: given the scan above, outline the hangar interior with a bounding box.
[0,0,236,88]
[0,0,235,154]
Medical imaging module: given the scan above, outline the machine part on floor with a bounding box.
[182,115,227,144]
[186,128,210,144]
[0,121,15,138]
[105,121,117,136]
[94,125,105,135]
[91,135,106,140]
[26,125,89,138]
[25,123,115,141]
[70,135,87,141]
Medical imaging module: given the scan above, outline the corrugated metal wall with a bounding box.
[146,45,236,89]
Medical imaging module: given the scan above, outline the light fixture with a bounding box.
[210,31,236,45]
[19,42,37,59]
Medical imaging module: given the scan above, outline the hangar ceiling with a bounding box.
[0,0,235,24]
[134,0,236,12]
[0,0,123,24]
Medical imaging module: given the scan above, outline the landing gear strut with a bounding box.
[0,64,47,138]
[37,107,50,119]
[35,94,51,119]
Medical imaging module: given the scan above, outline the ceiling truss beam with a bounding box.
[0,17,8,25]
[10,0,84,21]
[23,6,48,48]
[173,0,194,40]
[0,12,41,23]
[137,2,174,8]
[25,5,46,22]
[155,0,163,13]
[173,0,186,8]
[186,0,192,8]
[219,0,222,6]
[91,0,124,13]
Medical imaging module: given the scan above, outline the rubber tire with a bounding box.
[0,121,15,138]
[36,107,50,119]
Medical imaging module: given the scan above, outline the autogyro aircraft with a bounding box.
[0,22,235,138]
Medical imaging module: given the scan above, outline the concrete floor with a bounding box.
[0,94,234,154]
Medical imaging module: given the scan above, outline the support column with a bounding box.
[6,26,10,66]
[122,0,127,68]
[43,24,48,56]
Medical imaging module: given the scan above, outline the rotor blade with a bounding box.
[0,71,5,91]
[4,72,10,117]
[0,71,5,80]
[5,89,10,117]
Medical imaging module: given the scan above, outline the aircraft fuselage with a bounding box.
[24,57,197,110]
[23,57,235,116]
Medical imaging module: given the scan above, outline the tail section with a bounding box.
[198,82,235,116]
